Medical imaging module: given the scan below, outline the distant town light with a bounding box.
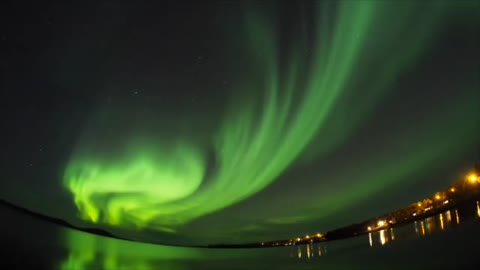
[450,188,455,192]
[435,194,441,200]
[467,173,478,183]
[367,226,372,231]
[377,220,386,227]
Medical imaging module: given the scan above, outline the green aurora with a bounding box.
[63,1,478,238]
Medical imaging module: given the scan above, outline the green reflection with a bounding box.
[60,229,199,270]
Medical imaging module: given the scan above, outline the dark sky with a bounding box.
[0,0,479,245]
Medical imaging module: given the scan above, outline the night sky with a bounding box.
[0,0,479,246]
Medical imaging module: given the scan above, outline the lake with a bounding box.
[1,201,479,270]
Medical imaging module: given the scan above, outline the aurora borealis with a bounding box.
[1,0,479,247]
[59,0,479,242]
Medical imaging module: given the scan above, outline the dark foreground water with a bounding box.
[1,201,480,270]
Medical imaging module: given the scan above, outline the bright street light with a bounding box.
[467,173,478,183]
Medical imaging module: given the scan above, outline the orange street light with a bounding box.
[467,173,478,184]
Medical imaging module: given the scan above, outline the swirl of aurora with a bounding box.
[64,1,457,232]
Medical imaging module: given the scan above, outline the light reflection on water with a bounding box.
[439,212,444,230]
[477,201,480,217]
[297,243,321,259]
[379,229,387,245]
[420,220,426,236]
[293,201,480,260]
